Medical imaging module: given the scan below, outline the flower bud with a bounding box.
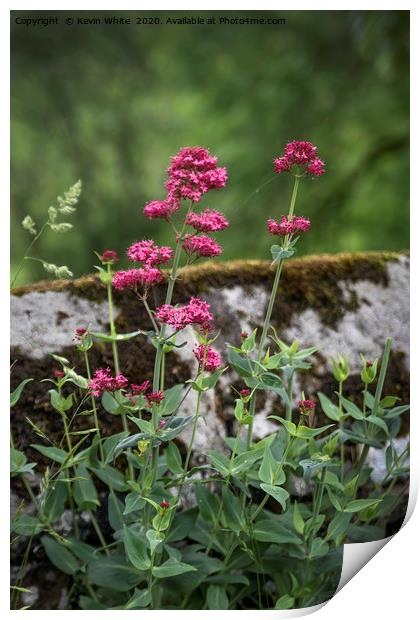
[360,354,378,384]
[331,354,350,383]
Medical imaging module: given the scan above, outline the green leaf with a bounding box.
[67,538,96,563]
[123,526,151,571]
[380,396,400,408]
[165,442,183,475]
[162,384,184,415]
[73,463,100,510]
[253,519,301,545]
[227,346,253,377]
[317,392,341,421]
[268,416,297,435]
[207,450,230,476]
[221,486,245,532]
[124,492,146,515]
[63,367,88,389]
[87,554,144,592]
[275,594,295,610]
[11,515,43,536]
[124,588,152,609]
[339,395,364,420]
[30,444,68,464]
[166,509,197,543]
[230,449,264,475]
[91,330,142,342]
[241,328,257,353]
[159,416,195,441]
[260,483,289,510]
[258,445,278,484]
[10,378,33,407]
[344,498,383,513]
[146,529,165,554]
[108,494,125,531]
[102,431,129,464]
[206,584,229,609]
[91,465,128,491]
[153,558,197,579]
[325,512,352,542]
[295,424,335,439]
[195,485,221,524]
[309,537,329,559]
[271,244,295,263]
[41,536,80,575]
[43,474,68,522]
[200,367,227,391]
[366,415,389,435]
[101,391,123,415]
[10,448,36,476]
[293,501,305,535]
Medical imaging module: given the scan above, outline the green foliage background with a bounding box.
[11,10,409,285]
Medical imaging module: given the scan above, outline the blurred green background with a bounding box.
[11,10,409,285]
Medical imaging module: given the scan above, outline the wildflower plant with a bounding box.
[10,144,409,610]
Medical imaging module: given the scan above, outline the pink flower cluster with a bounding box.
[112,268,164,291]
[156,297,213,331]
[143,200,176,220]
[183,235,222,258]
[186,209,229,233]
[113,240,173,292]
[146,390,165,405]
[274,141,326,177]
[267,215,311,237]
[298,399,316,415]
[165,146,228,204]
[193,344,222,371]
[127,240,173,267]
[130,381,151,395]
[89,368,128,398]
[100,250,119,264]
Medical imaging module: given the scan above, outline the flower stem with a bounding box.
[352,338,393,497]
[246,175,300,449]
[106,265,134,480]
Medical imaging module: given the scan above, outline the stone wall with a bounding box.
[11,251,409,452]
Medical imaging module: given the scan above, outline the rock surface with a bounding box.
[11,251,409,453]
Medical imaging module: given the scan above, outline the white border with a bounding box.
[3,3,417,618]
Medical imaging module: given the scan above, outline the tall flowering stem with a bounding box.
[149,207,192,485]
[105,262,134,480]
[246,176,300,449]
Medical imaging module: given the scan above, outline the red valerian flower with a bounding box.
[298,399,316,416]
[240,331,248,339]
[89,368,128,398]
[112,268,164,291]
[165,146,228,204]
[100,249,119,264]
[127,240,173,267]
[183,234,222,258]
[146,390,165,404]
[193,344,222,371]
[240,388,251,397]
[185,209,229,233]
[54,369,65,378]
[156,297,214,331]
[159,501,171,509]
[143,200,177,220]
[267,215,311,237]
[274,141,326,177]
[130,381,151,395]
